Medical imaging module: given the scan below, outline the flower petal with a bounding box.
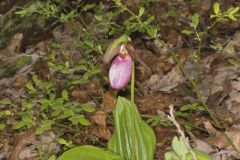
[109,55,132,89]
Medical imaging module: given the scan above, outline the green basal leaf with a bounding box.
[186,149,212,160]
[48,155,56,160]
[108,97,156,160]
[58,145,123,160]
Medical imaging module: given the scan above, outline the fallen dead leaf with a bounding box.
[70,79,100,102]
[6,33,23,54]
[39,131,56,144]
[187,131,214,154]
[9,128,36,160]
[91,111,111,140]
[145,66,185,92]
[101,91,116,113]
[12,76,28,89]
[18,148,38,160]
[203,121,240,158]
[138,93,184,114]
[226,91,240,111]
[33,59,50,80]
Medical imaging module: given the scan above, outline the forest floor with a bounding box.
[1,0,240,160]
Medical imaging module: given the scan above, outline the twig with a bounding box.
[167,104,197,160]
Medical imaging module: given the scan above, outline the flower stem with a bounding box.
[131,61,135,160]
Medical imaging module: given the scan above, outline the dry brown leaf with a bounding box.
[98,126,112,140]
[101,91,116,113]
[12,76,27,89]
[33,60,50,80]
[39,131,56,145]
[9,128,36,160]
[145,66,185,92]
[6,33,23,54]
[203,121,240,157]
[138,93,184,114]
[70,79,100,102]
[91,111,111,140]
[187,131,214,154]
[226,127,240,153]
[226,90,240,109]
[203,121,228,148]
[92,111,107,127]
[123,0,139,6]
[18,148,38,160]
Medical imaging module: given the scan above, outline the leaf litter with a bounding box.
[1,1,240,160]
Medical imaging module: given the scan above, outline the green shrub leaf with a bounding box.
[108,97,156,160]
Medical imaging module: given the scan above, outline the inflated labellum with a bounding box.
[109,54,132,89]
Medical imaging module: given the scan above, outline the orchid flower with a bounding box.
[108,44,132,89]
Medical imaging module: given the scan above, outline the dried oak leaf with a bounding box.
[145,66,185,92]
[91,111,111,140]
[203,121,240,155]
[12,76,27,89]
[9,128,36,160]
[101,91,116,113]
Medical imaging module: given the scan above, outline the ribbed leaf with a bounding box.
[58,145,123,160]
[108,97,156,160]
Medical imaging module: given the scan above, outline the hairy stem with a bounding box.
[131,61,135,160]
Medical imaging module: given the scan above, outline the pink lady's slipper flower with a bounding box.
[109,54,132,89]
[109,44,132,90]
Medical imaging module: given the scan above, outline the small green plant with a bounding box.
[182,2,239,38]
[147,116,172,127]
[0,98,14,130]
[55,36,156,160]
[0,75,95,135]
[113,0,158,38]
[57,138,75,149]
[165,106,211,160]
[211,3,239,22]
[15,1,77,22]
[48,52,101,86]
[146,103,205,129]
[165,136,211,160]
[182,2,240,68]
[175,103,205,119]
[182,13,202,41]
